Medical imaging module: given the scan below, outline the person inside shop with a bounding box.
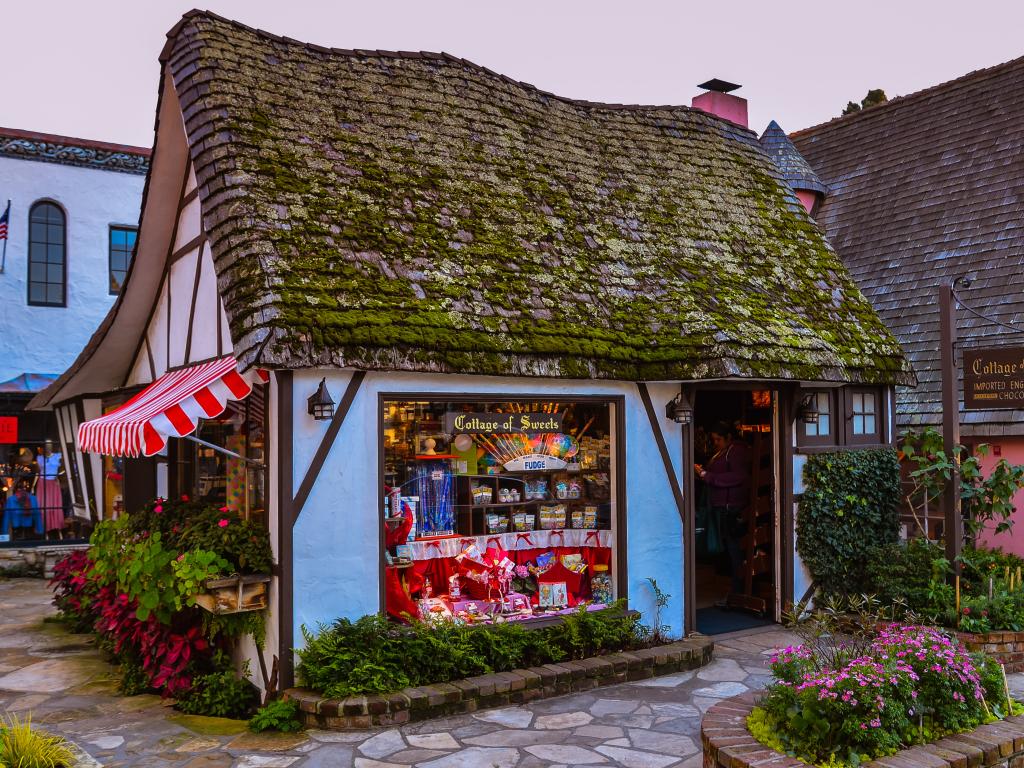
[694,422,751,597]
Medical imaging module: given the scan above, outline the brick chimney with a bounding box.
[691,79,748,128]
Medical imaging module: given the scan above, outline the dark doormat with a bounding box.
[696,606,774,635]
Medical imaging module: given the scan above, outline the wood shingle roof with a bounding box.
[163,10,911,384]
[793,57,1024,433]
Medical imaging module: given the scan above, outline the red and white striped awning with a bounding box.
[77,356,269,457]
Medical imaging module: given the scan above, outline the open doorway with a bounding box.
[692,389,777,635]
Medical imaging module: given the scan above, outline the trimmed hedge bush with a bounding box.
[796,448,900,595]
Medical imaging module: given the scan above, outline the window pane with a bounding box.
[864,392,876,414]
[30,222,46,242]
[47,224,64,244]
[864,414,876,435]
[853,414,865,435]
[47,285,63,305]
[48,243,63,263]
[126,230,138,248]
[110,273,123,293]
[47,264,62,283]
[111,229,126,247]
[30,263,45,282]
[818,413,830,435]
[29,283,46,303]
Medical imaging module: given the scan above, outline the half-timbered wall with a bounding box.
[126,162,232,386]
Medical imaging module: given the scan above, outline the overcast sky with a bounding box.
[4,0,1024,148]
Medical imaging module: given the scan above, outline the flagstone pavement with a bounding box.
[0,577,806,768]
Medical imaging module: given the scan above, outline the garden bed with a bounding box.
[286,636,713,729]
[703,692,1024,768]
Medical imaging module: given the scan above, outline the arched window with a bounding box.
[28,201,66,307]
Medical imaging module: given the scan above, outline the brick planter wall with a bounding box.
[285,636,713,730]
[957,631,1024,673]
[702,692,1024,768]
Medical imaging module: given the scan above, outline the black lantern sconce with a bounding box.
[307,378,335,421]
[665,392,693,425]
[798,393,820,425]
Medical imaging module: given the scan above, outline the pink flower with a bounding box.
[218,519,229,528]
[176,554,185,561]
[154,504,163,514]
[219,506,229,513]
[181,494,190,501]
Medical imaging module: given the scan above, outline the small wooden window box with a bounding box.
[193,574,271,614]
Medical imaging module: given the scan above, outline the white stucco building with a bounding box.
[0,127,149,386]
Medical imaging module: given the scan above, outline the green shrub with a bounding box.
[0,714,75,768]
[797,448,901,595]
[249,699,303,733]
[118,656,151,696]
[297,601,645,697]
[865,540,1024,632]
[176,665,259,719]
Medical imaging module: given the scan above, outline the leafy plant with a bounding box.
[48,549,97,633]
[174,651,258,718]
[0,713,75,768]
[644,577,672,642]
[901,427,1024,541]
[249,698,302,733]
[757,624,1005,767]
[298,601,645,698]
[176,662,259,719]
[797,449,901,595]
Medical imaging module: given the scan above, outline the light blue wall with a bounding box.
[290,371,684,645]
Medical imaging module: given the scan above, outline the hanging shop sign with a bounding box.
[444,412,563,434]
[963,346,1024,410]
[0,416,17,444]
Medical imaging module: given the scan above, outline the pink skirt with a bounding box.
[37,477,64,532]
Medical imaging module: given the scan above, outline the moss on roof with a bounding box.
[165,11,912,384]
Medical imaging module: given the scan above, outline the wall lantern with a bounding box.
[665,392,693,425]
[307,378,335,421]
[798,393,820,425]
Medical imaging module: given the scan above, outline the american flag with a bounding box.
[0,201,8,240]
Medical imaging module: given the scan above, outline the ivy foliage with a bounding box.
[797,448,901,595]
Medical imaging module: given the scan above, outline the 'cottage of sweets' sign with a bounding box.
[444,412,563,434]
[964,347,1024,410]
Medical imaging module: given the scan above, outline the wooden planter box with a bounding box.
[193,574,271,614]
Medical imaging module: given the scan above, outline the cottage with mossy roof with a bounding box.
[31,10,911,698]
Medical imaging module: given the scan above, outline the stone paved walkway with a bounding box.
[0,577,801,768]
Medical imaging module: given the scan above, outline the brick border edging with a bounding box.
[702,692,1024,768]
[956,631,1024,673]
[284,636,714,729]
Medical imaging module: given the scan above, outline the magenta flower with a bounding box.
[218,519,229,528]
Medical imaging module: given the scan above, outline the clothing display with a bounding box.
[2,492,43,535]
[36,451,64,532]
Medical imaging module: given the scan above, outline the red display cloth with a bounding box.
[385,567,419,621]
[390,545,612,609]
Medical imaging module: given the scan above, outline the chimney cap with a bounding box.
[697,78,741,94]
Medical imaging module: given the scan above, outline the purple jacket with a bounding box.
[703,441,751,508]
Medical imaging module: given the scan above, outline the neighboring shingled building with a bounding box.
[792,57,1024,553]
[792,58,1024,436]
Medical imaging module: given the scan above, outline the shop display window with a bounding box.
[382,398,618,625]
[170,385,266,521]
